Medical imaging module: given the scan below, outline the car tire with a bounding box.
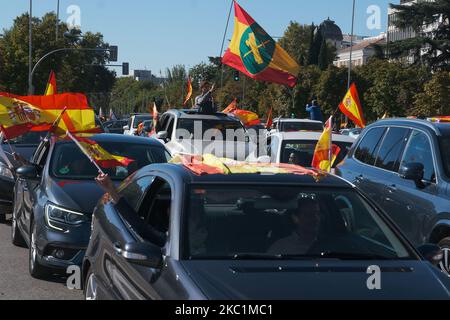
[29,218,51,279]
[84,269,98,300]
[11,207,26,247]
[438,237,450,275]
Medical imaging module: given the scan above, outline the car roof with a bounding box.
[271,131,356,143]
[138,163,353,188]
[370,118,450,136]
[165,109,241,122]
[275,118,323,124]
[52,133,165,147]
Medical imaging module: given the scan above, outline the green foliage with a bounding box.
[413,71,450,116]
[389,0,450,70]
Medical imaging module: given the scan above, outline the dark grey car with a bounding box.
[336,119,450,274]
[83,163,449,300]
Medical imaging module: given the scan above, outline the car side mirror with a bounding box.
[123,125,130,131]
[16,165,40,181]
[399,162,425,188]
[115,242,163,269]
[417,244,443,267]
[157,131,169,141]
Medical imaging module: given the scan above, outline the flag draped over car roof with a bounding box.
[222,1,300,87]
[0,92,97,139]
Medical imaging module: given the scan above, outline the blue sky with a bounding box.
[0,0,394,74]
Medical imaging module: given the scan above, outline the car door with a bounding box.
[384,129,441,245]
[339,127,387,204]
[102,175,175,300]
[18,141,50,241]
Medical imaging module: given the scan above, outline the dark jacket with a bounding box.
[194,91,216,114]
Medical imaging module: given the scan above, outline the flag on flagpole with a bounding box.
[45,71,57,96]
[67,131,134,170]
[0,93,97,139]
[222,99,238,113]
[311,117,341,172]
[339,83,366,128]
[222,1,300,87]
[183,77,193,106]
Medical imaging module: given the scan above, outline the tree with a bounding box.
[413,71,450,116]
[307,23,318,65]
[318,37,329,70]
[277,22,311,66]
[389,0,450,70]
[0,12,115,101]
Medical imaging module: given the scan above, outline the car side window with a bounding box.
[166,117,175,140]
[138,178,172,246]
[375,127,411,172]
[354,127,386,165]
[401,130,436,183]
[120,176,156,214]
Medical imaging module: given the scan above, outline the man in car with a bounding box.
[288,151,302,166]
[267,197,321,255]
[306,100,324,123]
[193,81,216,114]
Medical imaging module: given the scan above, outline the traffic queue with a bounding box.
[0,85,449,300]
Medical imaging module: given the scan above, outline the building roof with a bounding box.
[316,18,343,41]
[338,36,386,54]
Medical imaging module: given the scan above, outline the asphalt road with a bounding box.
[0,215,83,300]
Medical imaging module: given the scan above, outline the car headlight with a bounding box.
[0,162,14,180]
[45,203,87,231]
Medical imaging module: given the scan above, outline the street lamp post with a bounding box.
[56,0,60,41]
[28,0,33,95]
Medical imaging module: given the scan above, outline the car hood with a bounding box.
[46,178,106,214]
[181,260,450,300]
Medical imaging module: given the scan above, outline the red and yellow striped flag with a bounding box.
[312,117,341,172]
[0,92,97,139]
[45,71,57,96]
[339,83,366,128]
[222,1,300,87]
[183,77,193,106]
[73,135,134,169]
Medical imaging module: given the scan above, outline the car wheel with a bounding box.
[438,237,450,275]
[29,219,51,279]
[84,270,98,301]
[11,207,26,247]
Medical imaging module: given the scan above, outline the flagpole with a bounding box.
[347,0,356,90]
[219,0,234,88]
[66,131,105,175]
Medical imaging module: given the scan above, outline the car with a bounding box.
[341,128,363,139]
[153,109,257,160]
[103,120,128,135]
[123,114,153,136]
[335,118,450,274]
[249,132,355,169]
[83,158,449,300]
[268,118,324,135]
[0,132,49,223]
[12,134,171,279]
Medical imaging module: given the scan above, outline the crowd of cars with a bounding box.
[0,109,449,300]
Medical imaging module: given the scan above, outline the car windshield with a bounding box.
[185,186,413,260]
[133,116,152,128]
[281,140,353,168]
[439,135,450,178]
[177,119,246,140]
[50,142,170,180]
[280,122,323,132]
[7,132,48,145]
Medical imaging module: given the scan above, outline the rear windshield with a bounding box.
[50,141,170,180]
[177,119,246,140]
[7,132,48,145]
[281,140,353,168]
[280,122,323,132]
[133,116,152,128]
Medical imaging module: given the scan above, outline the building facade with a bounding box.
[334,33,386,68]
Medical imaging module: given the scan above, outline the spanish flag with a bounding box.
[312,117,341,172]
[0,93,97,139]
[266,107,273,129]
[222,1,300,87]
[45,71,57,96]
[339,83,366,128]
[222,99,261,127]
[222,98,238,113]
[72,135,134,169]
[183,77,193,106]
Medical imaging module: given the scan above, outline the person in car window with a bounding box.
[193,81,216,114]
[95,174,167,247]
[267,197,321,255]
[288,152,302,166]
